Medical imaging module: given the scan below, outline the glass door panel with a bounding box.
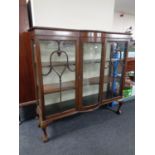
[82,43,102,106]
[103,41,126,99]
[39,40,76,116]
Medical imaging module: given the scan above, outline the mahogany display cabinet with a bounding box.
[27,27,131,142]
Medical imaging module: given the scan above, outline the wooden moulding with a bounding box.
[31,28,80,37]
[29,26,132,36]
[126,58,135,72]
[19,100,37,107]
[101,96,122,105]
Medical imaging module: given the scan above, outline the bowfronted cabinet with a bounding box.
[28,27,131,142]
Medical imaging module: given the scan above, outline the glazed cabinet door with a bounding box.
[81,40,103,108]
[103,40,128,100]
[34,39,78,117]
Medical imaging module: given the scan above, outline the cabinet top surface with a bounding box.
[29,26,132,36]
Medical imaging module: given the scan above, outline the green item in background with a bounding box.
[123,87,132,98]
[128,71,134,76]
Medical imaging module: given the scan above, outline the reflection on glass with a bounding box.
[103,41,126,99]
[128,40,135,58]
[82,43,102,106]
[39,40,76,116]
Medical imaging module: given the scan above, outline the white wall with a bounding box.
[30,0,115,31]
[112,12,135,37]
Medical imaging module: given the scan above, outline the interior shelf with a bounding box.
[42,59,101,67]
[42,59,124,67]
[43,76,120,94]
[44,80,75,94]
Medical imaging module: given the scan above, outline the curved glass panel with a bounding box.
[82,43,102,106]
[103,41,126,99]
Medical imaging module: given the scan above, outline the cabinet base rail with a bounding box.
[38,99,124,142]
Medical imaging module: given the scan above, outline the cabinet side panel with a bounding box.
[19,0,36,103]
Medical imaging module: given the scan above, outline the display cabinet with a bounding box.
[28,27,131,142]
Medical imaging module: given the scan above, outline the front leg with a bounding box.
[42,127,48,142]
[116,101,123,114]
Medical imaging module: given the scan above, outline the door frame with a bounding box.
[101,36,130,103]
[79,35,106,111]
[31,33,80,120]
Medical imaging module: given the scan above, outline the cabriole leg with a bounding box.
[42,127,48,142]
[38,123,41,128]
[116,101,123,114]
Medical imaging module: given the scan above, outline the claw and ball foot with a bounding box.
[38,124,41,128]
[42,128,48,142]
[116,109,122,115]
[116,101,123,115]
